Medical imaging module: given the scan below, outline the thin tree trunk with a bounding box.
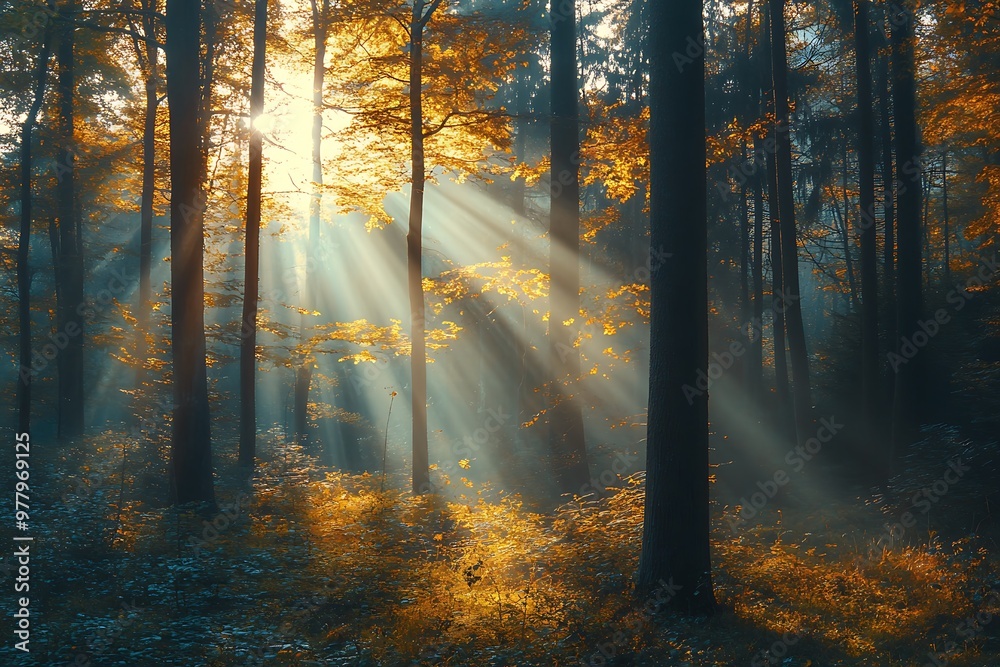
[511,78,528,216]
[877,24,895,404]
[166,0,214,505]
[854,0,883,480]
[134,0,159,378]
[408,0,443,494]
[768,0,812,443]
[761,6,790,419]
[636,0,715,613]
[942,150,950,285]
[749,138,765,397]
[889,0,923,454]
[294,0,328,447]
[548,0,589,493]
[830,184,860,310]
[740,141,751,324]
[56,0,85,439]
[240,0,267,468]
[16,15,54,436]
[922,170,930,285]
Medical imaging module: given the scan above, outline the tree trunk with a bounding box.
[295,0,328,447]
[548,0,589,493]
[408,0,442,495]
[854,0,884,480]
[889,0,923,454]
[54,0,85,440]
[16,15,54,436]
[740,141,751,334]
[166,0,214,505]
[511,77,528,216]
[942,151,950,285]
[240,0,267,468]
[636,0,715,614]
[136,0,159,376]
[876,26,895,404]
[768,0,812,443]
[749,138,764,397]
[761,6,790,420]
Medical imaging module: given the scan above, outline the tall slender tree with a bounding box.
[240,0,268,468]
[166,0,214,504]
[408,0,444,494]
[889,0,923,455]
[636,0,715,613]
[876,17,895,386]
[761,5,790,426]
[548,0,589,493]
[293,0,329,447]
[128,0,161,375]
[55,0,85,439]
[768,0,812,443]
[853,0,883,478]
[16,9,55,436]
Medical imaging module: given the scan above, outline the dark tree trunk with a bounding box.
[636,0,715,614]
[854,0,884,479]
[760,6,790,420]
[240,0,267,468]
[166,0,214,505]
[831,179,860,310]
[548,0,589,493]
[767,148,792,432]
[749,138,765,396]
[768,0,812,443]
[740,141,751,328]
[889,0,923,454]
[942,151,950,285]
[55,0,85,440]
[16,15,54,436]
[876,25,895,395]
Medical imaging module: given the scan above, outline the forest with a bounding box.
[1,0,999,663]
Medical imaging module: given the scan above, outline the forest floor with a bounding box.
[2,295,999,666]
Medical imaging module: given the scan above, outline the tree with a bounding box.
[889,0,923,455]
[324,0,518,494]
[126,0,162,376]
[16,7,55,436]
[853,0,883,478]
[768,0,812,443]
[54,0,85,439]
[407,0,444,495]
[548,0,590,493]
[240,0,267,468]
[636,0,716,613]
[761,4,791,427]
[166,0,214,504]
[293,0,329,448]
